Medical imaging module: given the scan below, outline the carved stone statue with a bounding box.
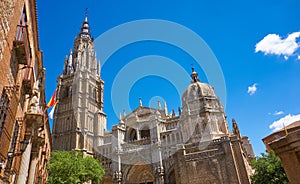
[28,89,39,113]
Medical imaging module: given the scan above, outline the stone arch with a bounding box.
[127,128,137,141]
[140,125,150,139]
[125,164,155,184]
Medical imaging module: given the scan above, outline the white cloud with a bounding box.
[255,32,300,59]
[298,55,300,60]
[273,111,284,116]
[269,114,300,132]
[247,83,257,95]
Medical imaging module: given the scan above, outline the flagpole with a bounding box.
[283,123,288,135]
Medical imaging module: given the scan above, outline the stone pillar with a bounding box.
[16,142,32,184]
[113,150,122,184]
[27,152,38,184]
[136,128,141,140]
[155,165,164,184]
[155,123,164,184]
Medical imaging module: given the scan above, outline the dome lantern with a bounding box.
[191,66,200,83]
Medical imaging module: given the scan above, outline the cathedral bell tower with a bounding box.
[52,14,106,154]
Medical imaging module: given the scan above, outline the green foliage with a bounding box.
[251,150,289,184]
[47,151,105,184]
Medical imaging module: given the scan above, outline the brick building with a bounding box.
[269,129,300,184]
[0,0,51,183]
[262,121,300,151]
[263,121,300,184]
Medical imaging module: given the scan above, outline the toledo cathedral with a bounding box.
[52,15,255,184]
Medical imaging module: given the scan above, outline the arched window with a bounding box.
[62,86,69,98]
[140,126,150,139]
[129,128,137,141]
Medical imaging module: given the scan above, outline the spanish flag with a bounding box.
[48,102,57,119]
[46,89,57,108]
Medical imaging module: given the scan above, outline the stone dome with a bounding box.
[181,68,216,104]
[182,81,216,104]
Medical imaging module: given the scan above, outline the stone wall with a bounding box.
[173,137,251,184]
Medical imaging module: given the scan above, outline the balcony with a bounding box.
[24,108,44,141]
[22,66,34,95]
[121,141,151,152]
[13,25,30,65]
[128,138,151,145]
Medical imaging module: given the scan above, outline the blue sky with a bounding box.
[37,0,300,155]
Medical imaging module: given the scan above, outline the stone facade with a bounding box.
[0,0,51,183]
[52,17,254,184]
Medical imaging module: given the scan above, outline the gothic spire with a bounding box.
[67,49,74,74]
[78,10,91,39]
[123,109,126,118]
[63,55,68,75]
[164,101,168,115]
[97,60,100,75]
[157,100,161,109]
[119,113,124,125]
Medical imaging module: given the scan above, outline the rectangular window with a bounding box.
[15,8,27,41]
[9,121,19,153]
[5,121,19,171]
[0,89,10,138]
[93,88,96,101]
